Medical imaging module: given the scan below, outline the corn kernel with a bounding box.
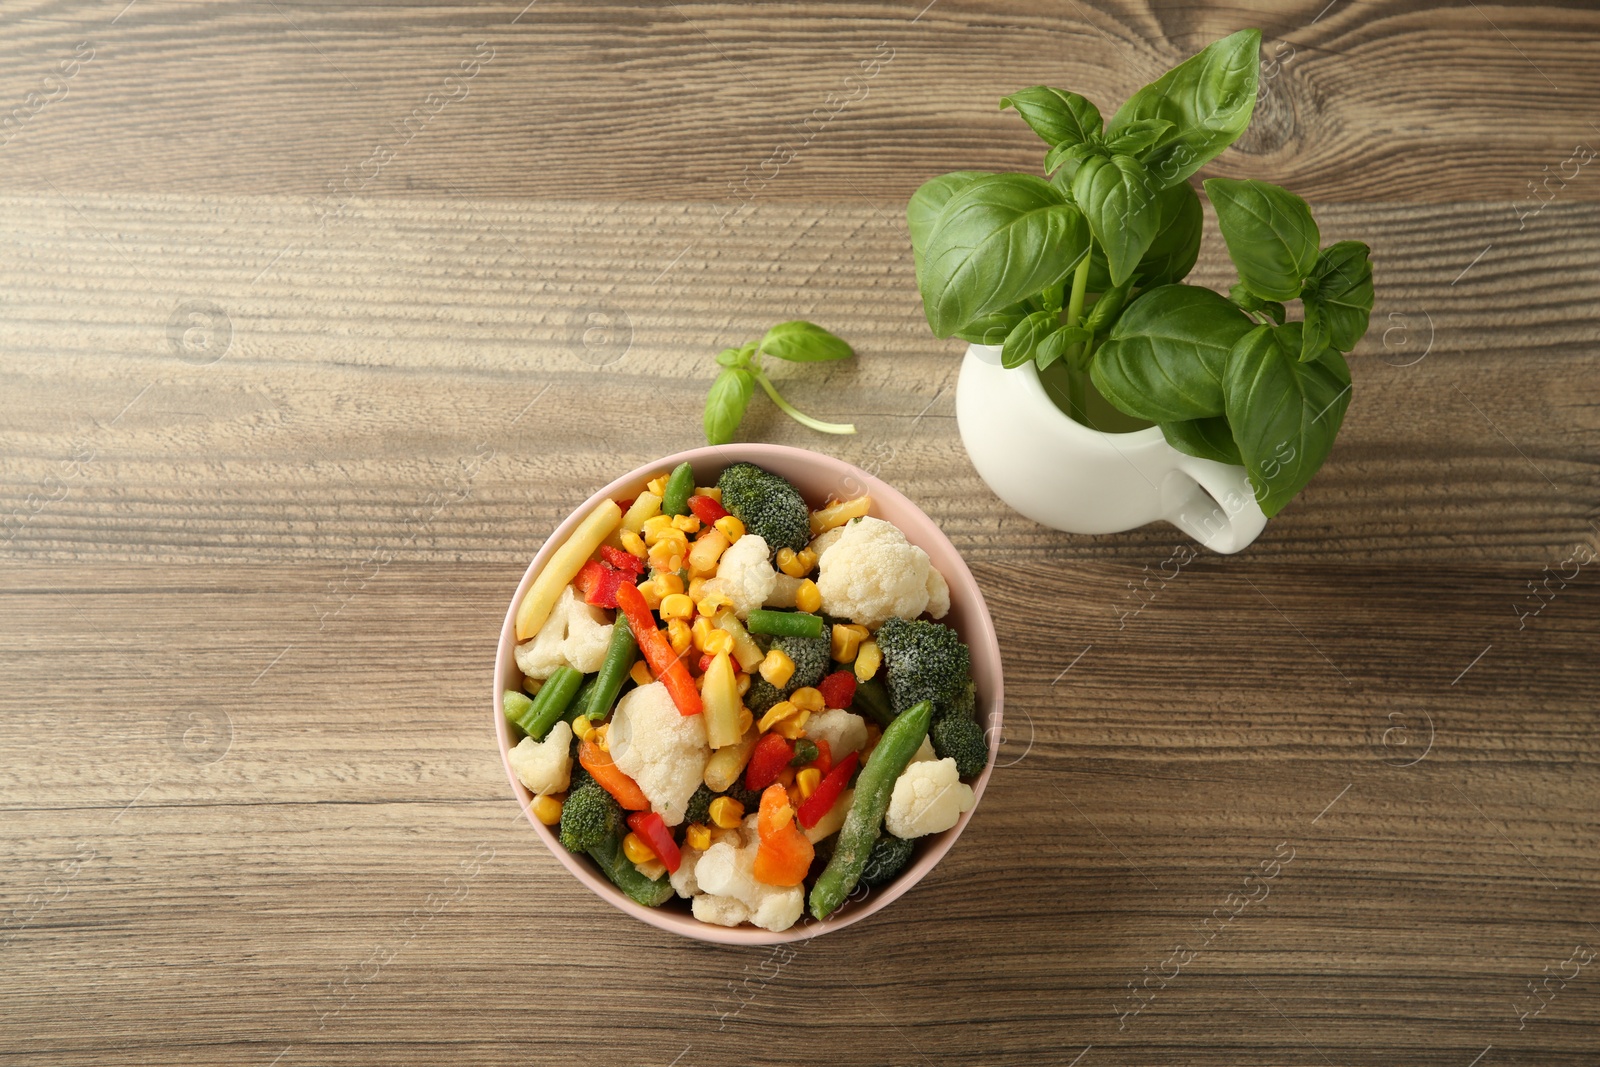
[776,547,808,578]
[688,576,708,600]
[522,674,543,695]
[531,794,564,825]
[622,832,657,865]
[737,704,753,732]
[671,514,701,534]
[796,768,821,799]
[759,649,795,688]
[667,618,692,656]
[714,515,745,541]
[629,660,653,687]
[572,716,595,742]
[639,580,664,610]
[709,796,745,829]
[641,514,674,539]
[777,766,796,788]
[772,711,810,740]
[789,686,824,713]
[695,487,722,502]
[656,572,685,596]
[594,723,610,752]
[796,548,818,572]
[758,700,798,734]
[794,578,822,613]
[647,541,684,574]
[787,784,805,809]
[685,823,712,851]
[830,623,862,663]
[619,529,647,558]
[702,629,734,657]
[846,623,870,640]
[646,475,668,497]
[690,616,715,654]
[697,591,733,617]
[659,593,694,620]
[855,640,882,681]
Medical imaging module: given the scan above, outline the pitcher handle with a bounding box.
[1163,454,1268,554]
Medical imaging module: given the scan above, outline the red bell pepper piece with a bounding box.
[574,559,625,608]
[817,670,856,710]
[626,810,682,873]
[687,494,728,525]
[744,733,795,792]
[614,581,703,717]
[600,545,645,575]
[796,750,859,829]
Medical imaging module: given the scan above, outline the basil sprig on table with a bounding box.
[907,29,1376,517]
[703,321,857,445]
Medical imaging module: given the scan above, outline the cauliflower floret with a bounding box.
[808,526,846,561]
[924,566,950,620]
[803,708,869,759]
[670,845,705,898]
[815,516,949,628]
[909,736,938,764]
[514,585,614,680]
[691,816,804,932]
[885,757,975,839]
[507,721,574,796]
[702,533,774,619]
[609,682,710,826]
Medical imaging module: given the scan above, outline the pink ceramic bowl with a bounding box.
[493,443,1003,944]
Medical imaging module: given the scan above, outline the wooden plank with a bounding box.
[0,3,1596,206]
[0,195,1594,565]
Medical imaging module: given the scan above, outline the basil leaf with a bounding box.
[1034,325,1091,371]
[1038,282,1065,315]
[1045,140,1099,180]
[918,174,1090,338]
[703,367,755,445]
[1000,87,1103,148]
[953,302,1029,345]
[1083,276,1136,335]
[1072,153,1161,287]
[1305,240,1374,351]
[1001,310,1059,369]
[1105,29,1261,188]
[1204,178,1321,301]
[1161,415,1242,465]
[1129,178,1202,288]
[1300,301,1332,362]
[1260,301,1287,325]
[1224,323,1352,517]
[1229,282,1267,312]
[1090,284,1257,422]
[759,321,854,363]
[715,347,747,369]
[1103,118,1174,158]
[908,170,993,275]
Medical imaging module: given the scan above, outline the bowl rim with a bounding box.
[494,442,1004,944]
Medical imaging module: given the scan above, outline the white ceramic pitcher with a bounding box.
[955,343,1268,554]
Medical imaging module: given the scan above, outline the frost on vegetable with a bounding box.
[701,532,775,619]
[515,585,615,680]
[802,708,869,760]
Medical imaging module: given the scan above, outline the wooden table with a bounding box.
[3,2,1597,1064]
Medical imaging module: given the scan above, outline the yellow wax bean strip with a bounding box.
[514,499,623,640]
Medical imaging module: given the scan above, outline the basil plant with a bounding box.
[908,29,1374,517]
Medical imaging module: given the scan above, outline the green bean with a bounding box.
[807,699,932,920]
[505,665,582,740]
[565,675,599,725]
[746,609,824,640]
[850,676,894,728]
[660,461,696,517]
[588,832,674,907]
[584,614,636,721]
[502,690,536,735]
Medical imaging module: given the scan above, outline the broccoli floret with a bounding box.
[744,633,830,713]
[931,715,987,777]
[716,462,811,554]
[558,777,623,853]
[860,834,916,888]
[683,784,717,827]
[875,617,971,716]
[935,679,977,723]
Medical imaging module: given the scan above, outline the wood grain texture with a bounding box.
[3,1,1599,1065]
